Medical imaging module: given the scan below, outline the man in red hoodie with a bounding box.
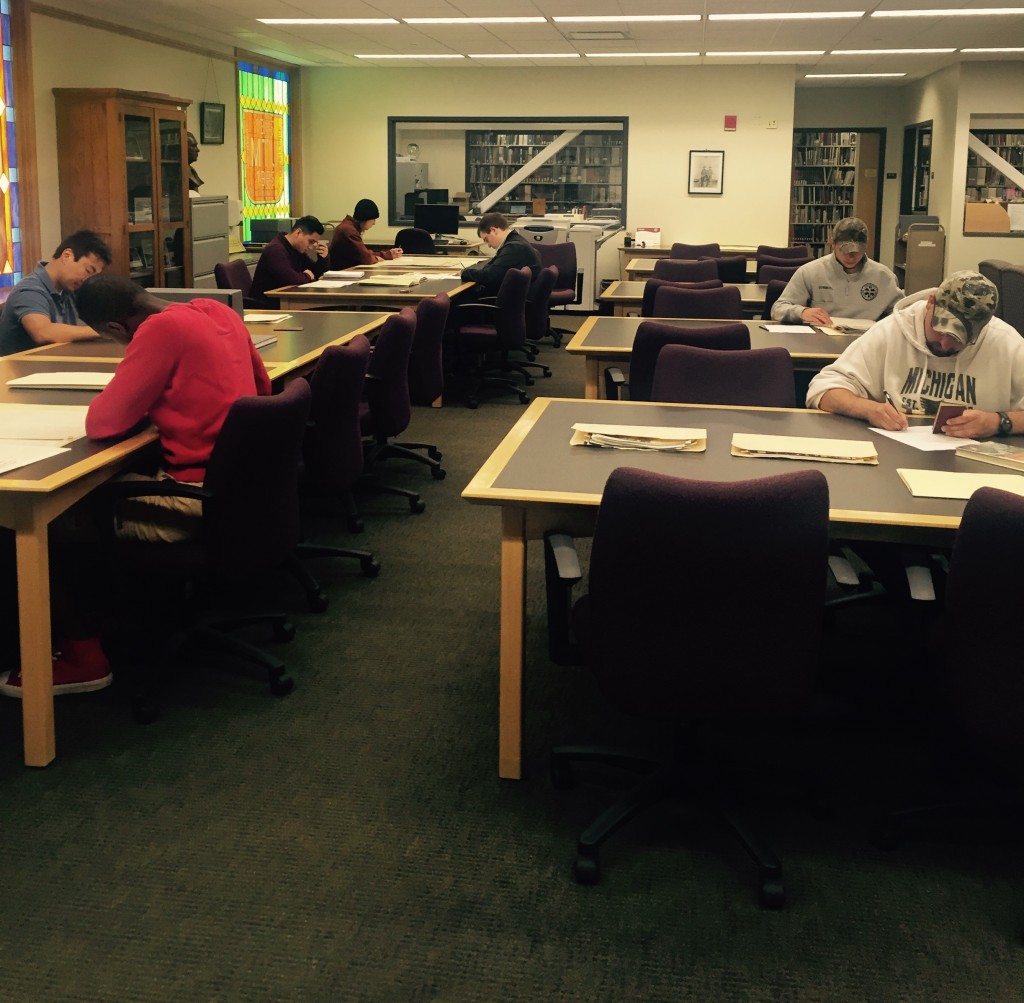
[78,274,272,543]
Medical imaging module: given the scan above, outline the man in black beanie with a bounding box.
[329,198,404,268]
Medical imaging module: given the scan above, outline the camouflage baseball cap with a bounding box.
[931,270,998,345]
[832,217,868,253]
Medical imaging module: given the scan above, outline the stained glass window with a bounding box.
[0,0,23,285]
[237,62,291,242]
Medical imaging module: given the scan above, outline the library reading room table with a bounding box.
[463,396,977,780]
[266,275,475,312]
[565,317,859,399]
[599,280,768,317]
[2,310,388,766]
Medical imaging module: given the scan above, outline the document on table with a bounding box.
[897,467,1024,500]
[731,433,878,464]
[306,279,360,289]
[871,425,978,452]
[570,423,707,452]
[762,324,815,334]
[244,312,291,323]
[0,441,70,475]
[0,403,89,444]
[322,270,364,280]
[358,273,429,287]
[6,371,114,391]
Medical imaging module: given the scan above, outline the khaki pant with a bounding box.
[114,471,203,544]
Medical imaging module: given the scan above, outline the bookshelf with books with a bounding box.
[965,130,1024,204]
[789,130,858,257]
[466,129,625,216]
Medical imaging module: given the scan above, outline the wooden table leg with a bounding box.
[584,359,599,400]
[16,511,56,767]
[499,506,526,779]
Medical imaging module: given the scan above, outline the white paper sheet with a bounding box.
[762,324,815,334]
[870,425,979,452]
[0,441,70,475]
[0,403,88,443]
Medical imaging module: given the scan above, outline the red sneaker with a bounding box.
[0,638,113,698]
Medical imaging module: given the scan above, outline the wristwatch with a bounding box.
[997,411,1013,436]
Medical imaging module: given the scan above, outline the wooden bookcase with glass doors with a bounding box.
[53,89,193,287]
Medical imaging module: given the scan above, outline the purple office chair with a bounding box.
[670,241,721,259]
[763,279,789,320]
[640,277,722,317]
[756,244,811,260]
[604,320,750,400]
[652,258,719,283]
[535,242,578,347]
[652,283,743,320]
[758,263,802,284]
[651,344,796,407]
[702,254,748,284]
[522,265,557,378]
[544,466,830,907]
[214,259,260,309]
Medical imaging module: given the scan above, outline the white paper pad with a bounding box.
[763,324,815,334]
[0,441,70,475]
[0,403,88,444]
[871,425,979,452]
[897,467,1024,500]
[6,372,114,390]
[732,432,877,464]
[244,312,291,323]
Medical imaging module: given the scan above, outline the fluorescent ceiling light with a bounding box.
[553,15,701,22]
[706,50,826,56]
[961,46,1024,51]
[805,72,906,77]
[355,54,465,60]
[258,18,399,25]
[404,17,546,24]
[585,52,700,57]
[871,7,1024,16]
[469,53,581,59]
[710,11,863,20]
[832,48,956,54]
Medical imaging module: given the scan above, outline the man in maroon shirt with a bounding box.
[249,214,330,307]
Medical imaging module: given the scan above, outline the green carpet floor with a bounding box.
[1,327,1023,1002]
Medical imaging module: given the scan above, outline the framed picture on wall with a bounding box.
[200,102,225,145]
[688,150,724,196]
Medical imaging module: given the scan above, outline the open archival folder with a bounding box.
[814,317,874,337]
[897,467,1024,500]
[732,432,878,464]
[570,423,707,452]
[0,441,70,475]
[0,403,89,444]
[6,371,114,391]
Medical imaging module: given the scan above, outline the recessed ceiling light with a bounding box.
[553,15,701,22]
[404,17,547,24]
[871,7,1024,16]
[706,50,826,57]
[831,48,957,54]
[710,11,863,20]
[960,46,1024,52]
[354,54,465,60]
[258,18,400,25]
[805,72,906,78]
[469,53,581,59]
[585,51,700,58]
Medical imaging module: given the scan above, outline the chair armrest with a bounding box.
[544,531,583,666]
[825,546,885,610]
[96,479,211,504]
[603,367,626,401]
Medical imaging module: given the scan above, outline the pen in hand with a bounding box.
[882,390,898,410]
[881,389,909,430]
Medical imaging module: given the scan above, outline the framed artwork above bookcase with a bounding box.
[788,127,884,259]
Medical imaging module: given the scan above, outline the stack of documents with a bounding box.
[897,468,1024,500]
[359,273,429,287]
[323,269,364,280]
[244,312,291,324]
[731,433,878,464]
[6,371,114,391]
[570,423,707,452]
[0,402,90,474]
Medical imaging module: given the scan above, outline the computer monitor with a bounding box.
[414,203,460,238]
[424,188,449,204]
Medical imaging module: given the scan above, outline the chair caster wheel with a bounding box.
[573,850,600,885]
[550,756,575,790]
[518,392,530,404]
[347,516,365,534]
[428,448,443,461]
[431,466,447,480]
[361,557,381,578]
[542,369,552,378]
[273,621,296,643]
[759,877,785,910]
[308,590,329,613]
[524,376,535,386]
[269,671,294,696]
[410,498,426,514]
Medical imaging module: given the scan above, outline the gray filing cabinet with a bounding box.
[191,195,230,288]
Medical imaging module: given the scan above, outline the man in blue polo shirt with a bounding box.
[0,230,112,356]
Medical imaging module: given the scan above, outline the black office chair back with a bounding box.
[978,259,1012,320]
[704,254,747,284]
[631,321,750,401]
[304,335,371,495]
[756,244,810,261]
[763,279,789,319]
[492,266,531,352]
[651,344,795,407]
[536,243,577,303]
[409,293,450,406]
[203,379,310,576]
[526,266,557,344]
[395,228,437,255]
[1001,265,1024,335]
[670,242,721,259]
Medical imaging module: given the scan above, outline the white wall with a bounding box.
[303,64,797,251]
[32,13,240,253]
